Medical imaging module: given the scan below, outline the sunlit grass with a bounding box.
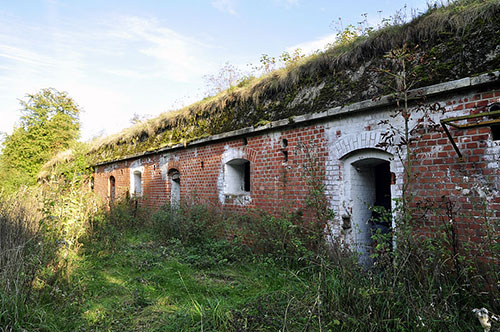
[36,228,305,331]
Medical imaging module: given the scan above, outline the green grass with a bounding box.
[6,200,493,332]
[36,229,310,332]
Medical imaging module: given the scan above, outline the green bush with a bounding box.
[151,201,329,269]
[239,212,317,267]
[152,202,227,246]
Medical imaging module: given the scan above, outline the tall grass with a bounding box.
[0,177,100,330]
[0,188,48,329]
[0,171,497,330]
[149,196,499,331]
[1,186,496,330]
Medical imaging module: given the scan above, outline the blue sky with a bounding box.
[0,0,432,141]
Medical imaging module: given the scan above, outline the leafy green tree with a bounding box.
[0,88,81,191]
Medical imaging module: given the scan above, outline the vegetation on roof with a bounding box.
[38,142,92,182]
[89,0,500,164]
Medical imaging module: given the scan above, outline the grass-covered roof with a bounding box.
[86,0,500,163]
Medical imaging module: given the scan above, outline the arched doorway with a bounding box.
[343,149,393,266]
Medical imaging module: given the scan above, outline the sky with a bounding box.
[0,0,433,142]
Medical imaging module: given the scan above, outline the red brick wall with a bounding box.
[409,89,500,254]
[94,162,130,204]
[94,125,328,217]
[94,87,500,253]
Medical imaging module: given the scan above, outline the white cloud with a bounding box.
[211,0,237,15]
[287,32,338,55]
[0,14,214,140]
[104,16,214,82]
[0,44,50,66]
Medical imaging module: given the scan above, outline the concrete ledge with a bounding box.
[94,71,500,166]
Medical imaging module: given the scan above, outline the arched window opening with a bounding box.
[109,176,116,202]
[224,158,251,194]
[168,169,181,207]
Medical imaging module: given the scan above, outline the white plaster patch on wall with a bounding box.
[486,139,500,155]
[485,148,500,198]
[217,150,226,205]
[159,153,171,181]
[269,131,282,149]
[129,159,142,169]
[226,194,252,206]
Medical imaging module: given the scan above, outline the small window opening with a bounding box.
[225,159,251,194]
[282,150,289,162]
[153,165,156,170]
[282,139,288,148]
[133,170,142,197]
[489,103,500,141]
[109,176,116,202]
[244,161,250,191]
[242,137,248,145]
[201,161,205,168]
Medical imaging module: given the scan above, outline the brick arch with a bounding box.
[243,146,258,163]
[333,131,390,160]
[220,146,258,165]
[167,161,182,173]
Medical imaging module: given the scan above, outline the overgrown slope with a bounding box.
[90,0,500,163]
